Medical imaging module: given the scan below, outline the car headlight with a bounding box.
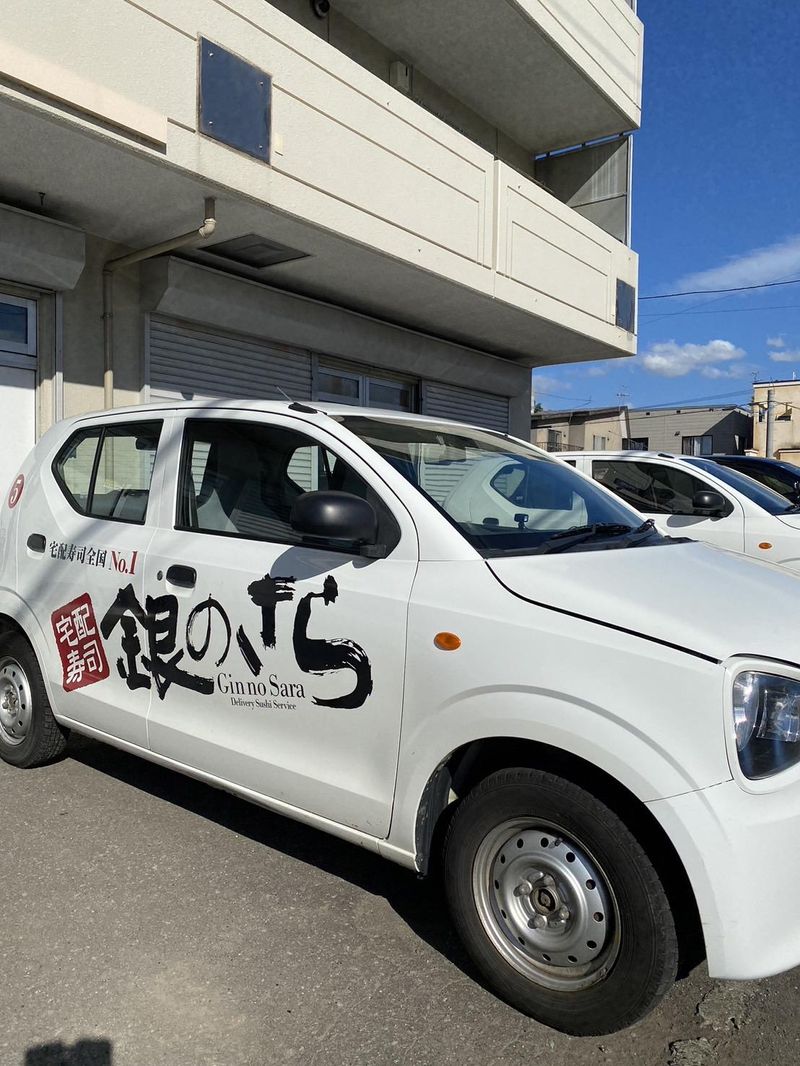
[733,670,800,779]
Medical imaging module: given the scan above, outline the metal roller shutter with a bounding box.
[421,381,510,433]
[148,315,315,488]
[148,316,312,404]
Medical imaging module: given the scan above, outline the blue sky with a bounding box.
[533,0,800,412]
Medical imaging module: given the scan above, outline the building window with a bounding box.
[315,365,415,412]
[367,376,414,412]
[0,294,36,357]
[592,435,607,450]
[546,429,562,451]
[681,435,713,456]
[622,437,649,451]
[316,367,362,404]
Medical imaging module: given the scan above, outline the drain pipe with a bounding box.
[102,197,216,409]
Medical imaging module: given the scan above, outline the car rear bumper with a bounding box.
[648,779,800,979]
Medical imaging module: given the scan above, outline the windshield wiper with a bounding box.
[535,520,655,555]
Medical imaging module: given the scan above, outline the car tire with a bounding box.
[0,633,68,768]
[443,767,679,1036]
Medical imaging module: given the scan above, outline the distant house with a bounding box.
[532,403,750,454]
[531,406,628,452]
[624,404,751,455]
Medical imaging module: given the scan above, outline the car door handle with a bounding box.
[166,564,196,588]
[27,533,46,553]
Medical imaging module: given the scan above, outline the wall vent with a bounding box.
[203,234,309,269]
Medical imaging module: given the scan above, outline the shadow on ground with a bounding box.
[67,735,478,984]
[25,1038,113,1065]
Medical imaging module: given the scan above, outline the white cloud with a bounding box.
[586,365,609,377]
[673,234,800,294]
[770,348,800,363]
[768,336,786,348]
[641,339,747,378]
[531,372,571,396]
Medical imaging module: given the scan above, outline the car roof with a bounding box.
[563,450,682,460]
[712,454,789,465]
[60,399,496,435]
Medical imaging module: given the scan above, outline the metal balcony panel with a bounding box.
[331,0,643,151]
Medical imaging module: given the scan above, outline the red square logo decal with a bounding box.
[51,593,110,692]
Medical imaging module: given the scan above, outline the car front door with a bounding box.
[142,411,417,837]
[17,416,166,746]
[591,457,746,552]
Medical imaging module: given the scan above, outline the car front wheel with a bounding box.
[443,767,679,1035]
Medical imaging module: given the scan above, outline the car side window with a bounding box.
[178,419,400,551]
[53,421,162,523]
[592,459,722,516]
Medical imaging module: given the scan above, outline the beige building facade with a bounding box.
[0,0,643,493]
[753,381,800,461]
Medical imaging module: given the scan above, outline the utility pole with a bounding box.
[765,387,775,458]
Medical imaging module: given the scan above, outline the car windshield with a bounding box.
[716,459,800,501]
[684,457,797,515]
[339,415,660,556]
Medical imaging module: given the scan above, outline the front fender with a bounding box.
[387,684,731,864]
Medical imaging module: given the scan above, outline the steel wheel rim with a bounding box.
[0,657,32,747]
[472,818,621,991]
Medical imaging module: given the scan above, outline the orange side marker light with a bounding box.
[758,542,773,550]
[434,632,462,652]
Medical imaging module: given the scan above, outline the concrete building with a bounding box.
[532,402,750,454]
[753,381,800,461]
[0,0,643,493]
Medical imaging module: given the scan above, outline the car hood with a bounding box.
[775,511,800,531]
[486,540,800,664]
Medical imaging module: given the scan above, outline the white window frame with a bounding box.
[0,293,36,358]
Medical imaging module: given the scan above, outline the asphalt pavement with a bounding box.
[1,735,799,1066]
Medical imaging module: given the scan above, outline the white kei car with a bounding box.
[564,450,800,570]
[3,401,800,1036]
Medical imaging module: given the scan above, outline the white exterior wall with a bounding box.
[540,0,643,128]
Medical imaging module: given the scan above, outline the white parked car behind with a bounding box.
[3,403,800,1035]
[565,449,800,570]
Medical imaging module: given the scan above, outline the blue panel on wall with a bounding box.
[615,279,636,333]
[199,38,271,162]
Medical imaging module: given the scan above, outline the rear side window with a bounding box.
[53,421,162,524]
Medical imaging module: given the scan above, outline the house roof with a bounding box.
[531,405,625,424]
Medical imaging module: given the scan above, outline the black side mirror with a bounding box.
[290,490,378,546]
[692,489,727,516]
